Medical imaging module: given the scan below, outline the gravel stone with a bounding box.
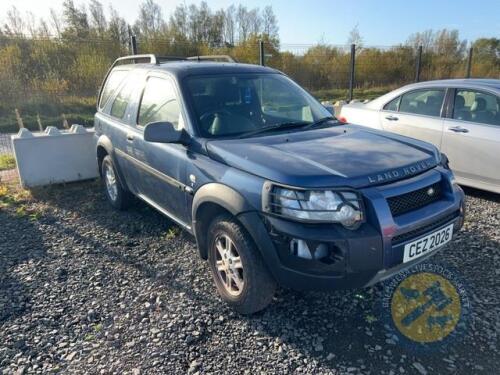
[0,181,498,374]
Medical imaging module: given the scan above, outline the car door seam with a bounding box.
[115,149,188,192]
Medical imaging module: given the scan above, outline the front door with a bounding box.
[131,74,190,225]
[379,88,446,149]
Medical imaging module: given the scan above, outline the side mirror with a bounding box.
[143,121,189,144]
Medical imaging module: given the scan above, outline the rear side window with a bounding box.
[99,70,127,109]
[137,77,182,129]
[384,96,401,111]
[453,89,499,126]
[109,73,142,119]
[399,89,445,117]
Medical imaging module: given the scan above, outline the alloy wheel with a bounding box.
[213,234,245,296]
[104,163,118,202]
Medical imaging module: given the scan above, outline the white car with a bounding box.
[340,79,500,193]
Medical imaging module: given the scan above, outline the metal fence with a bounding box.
[0,35,497,182]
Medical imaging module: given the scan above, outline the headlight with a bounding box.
[263,183,364,228]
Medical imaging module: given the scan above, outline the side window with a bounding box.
[383,96,401,111]
[109,73,141,119]
[138,77,182,129]
[99,70,127,109]
[399,89,445,117]
[453,89,499,126]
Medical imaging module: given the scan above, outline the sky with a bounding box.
[1,0,499,47]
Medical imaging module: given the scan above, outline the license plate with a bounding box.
[403,224,454,263]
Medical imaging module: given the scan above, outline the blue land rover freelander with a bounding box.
[94,54,465,314]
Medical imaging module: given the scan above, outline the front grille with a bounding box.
[392,212,458,245]
[387,182,442,217]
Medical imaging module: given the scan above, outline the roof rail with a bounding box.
[187,55,236,63]
[113,54,158,66]
[108,54,236,70]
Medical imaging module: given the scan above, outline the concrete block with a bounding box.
[11,126,98,188]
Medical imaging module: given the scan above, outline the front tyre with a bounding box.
[208,214,277,314]
[101,155,132,210]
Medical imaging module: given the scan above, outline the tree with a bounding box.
[347,25,363,47]
[89,0,107,36]
[134,0,165,38]
[407,30,434,51]
[61,0,90,38]
[262,6,278,39]
[3,6,25,36]
[223,5,236,46]
[472,38,500,76]
[236,5,250,42]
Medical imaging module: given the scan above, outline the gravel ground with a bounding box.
[0,180,499,374]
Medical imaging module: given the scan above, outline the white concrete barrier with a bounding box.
[11,125,98,187]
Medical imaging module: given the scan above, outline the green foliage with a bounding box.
[0,2,497,132]
[0,154,15,171]
[165,226,180,240]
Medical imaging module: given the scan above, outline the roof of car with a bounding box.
[403,78,500,91]
[117,61,280,79]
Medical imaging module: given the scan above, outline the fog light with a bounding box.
[290,239,329,260]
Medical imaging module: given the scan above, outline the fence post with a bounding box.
[348,44,356,102]
[130,35,138,55]
[415,45,422,82]
[466,47,473,78]
[259,40,265,66]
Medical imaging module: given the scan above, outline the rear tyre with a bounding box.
[101,155,132,210]
[207,214,277,314]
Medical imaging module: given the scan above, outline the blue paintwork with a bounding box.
[206,125,439,189]
[95,60,465,290]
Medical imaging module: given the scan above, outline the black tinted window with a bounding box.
[99,70,127,109]
[399,89,445,117]
[453,89,499,126]
[138,77,182,129]
[384,96,401,111]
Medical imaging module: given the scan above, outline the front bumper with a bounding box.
[238,167,465,291]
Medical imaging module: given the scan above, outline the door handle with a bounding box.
[448,126,469,133]
[385,115,399,121]
[126,133,135,141]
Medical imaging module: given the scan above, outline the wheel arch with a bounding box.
[96,135,130,191]
[192,183,254,260]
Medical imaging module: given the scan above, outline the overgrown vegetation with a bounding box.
[0,154,16,171]
[0,180,48,220]
[0,1,498,132]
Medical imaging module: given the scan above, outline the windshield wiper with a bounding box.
[301,116,337,130]
[236,121,309,138]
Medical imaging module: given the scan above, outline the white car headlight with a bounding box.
[264,184,364,228]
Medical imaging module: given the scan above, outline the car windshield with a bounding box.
[185,73,333,138]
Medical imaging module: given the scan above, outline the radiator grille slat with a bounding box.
[387,182,442,217]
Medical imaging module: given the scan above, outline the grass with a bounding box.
[0,154,15,171]
[0,96,95,133]
[165,226,180,240]
[0,179,46,220]
[311,87,392,102]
